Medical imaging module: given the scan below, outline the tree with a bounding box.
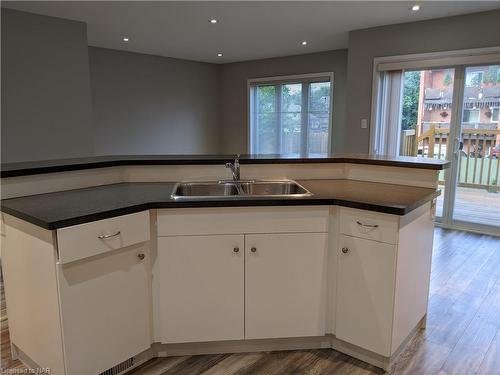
[401,71,421,130]
[443,72,452,86]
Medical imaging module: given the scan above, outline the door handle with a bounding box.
[453,138,463,157]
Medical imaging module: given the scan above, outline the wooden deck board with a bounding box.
[1,228,499,374]
[436,186,500,227]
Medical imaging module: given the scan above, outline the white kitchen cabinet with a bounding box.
[245,233,328,340]
[57,244,152,375]
[335,234,396,356]
[157,235,245,343]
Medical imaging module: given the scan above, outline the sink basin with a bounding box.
[171,180,313,200]
[172,182,240,198]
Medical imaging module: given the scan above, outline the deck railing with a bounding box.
[401,124,500,190]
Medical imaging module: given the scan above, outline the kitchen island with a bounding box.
[1,154,448,374]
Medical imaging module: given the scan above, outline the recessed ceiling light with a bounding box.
[122,37,129,42]
[209,19,218,24]
[217,53,223,57]
[411,4,420,11]
[301,41,308,46]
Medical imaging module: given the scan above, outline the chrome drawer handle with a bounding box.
[356,221,379,228]
[97,231,121,239]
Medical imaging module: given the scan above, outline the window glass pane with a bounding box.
[281,84,302,156]
[399,68,455,220]
[465,71,483,87]
[454,65,500,227]
[255,85,277,154]
[308,82,331,155]
[492,108,499,122]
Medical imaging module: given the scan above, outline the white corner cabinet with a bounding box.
[335,205,434,358]
[2,203,435,373]
[2,211,152,375]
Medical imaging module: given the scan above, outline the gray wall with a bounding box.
[345,9,500,153]
[1,8,94,162]
[219,50,348,154]
[89,47,221,155]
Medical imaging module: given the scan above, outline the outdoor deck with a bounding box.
[436,186,500,227]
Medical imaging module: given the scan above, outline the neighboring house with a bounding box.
[416,66,500,154]
[418,66,500,135]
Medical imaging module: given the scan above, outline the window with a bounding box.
[465,71,483,87]
[491,108,499,122]
[462,108,480,123]
[249,74,333,156]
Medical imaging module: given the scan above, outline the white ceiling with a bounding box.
[3,1,500,64]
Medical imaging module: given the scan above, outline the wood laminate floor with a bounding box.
[1,228,499,374]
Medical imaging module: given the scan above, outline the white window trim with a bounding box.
[247,72,334,154]
[369,46,500,154]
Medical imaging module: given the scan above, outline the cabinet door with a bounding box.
[157,235,244,343]
[57,244,151,375]
[245,233,328,339]
[336,235,396,356]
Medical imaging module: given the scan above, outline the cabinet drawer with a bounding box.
[157,207,329,236]
[339,208,398,244]
[57,211,150,264]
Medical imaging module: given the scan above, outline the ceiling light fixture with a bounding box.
[210,19,218,24]
[411,4,420,11]
[217,53,223,57]
[122,37,129,42]
[301,41,307,46]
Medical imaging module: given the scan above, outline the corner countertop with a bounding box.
[0,180,440,230]
[0,154,450,177]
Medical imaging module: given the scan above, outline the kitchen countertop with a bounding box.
[0,154,450,177]
[0,180,440,230]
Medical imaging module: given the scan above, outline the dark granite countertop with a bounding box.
[0,154,450,177]
[0,180,440,229]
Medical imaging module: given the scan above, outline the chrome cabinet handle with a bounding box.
[233,247,240,253]
[342,247,349,254]
[250,247,257,253]
[137,253,145,260]
[356,221,379,228]
[97,231,121,239]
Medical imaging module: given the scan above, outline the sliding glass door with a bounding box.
[376,63,500,234]
[452,65,500,229]
[399,68,457,220]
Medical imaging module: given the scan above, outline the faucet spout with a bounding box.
[225,154,241,182]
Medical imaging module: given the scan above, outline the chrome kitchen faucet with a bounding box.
[225,154,241,182]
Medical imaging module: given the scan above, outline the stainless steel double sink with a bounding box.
[171,180,313,201]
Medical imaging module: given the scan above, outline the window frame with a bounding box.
[247,72,334,155]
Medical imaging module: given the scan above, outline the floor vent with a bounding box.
[99,357,134,375]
